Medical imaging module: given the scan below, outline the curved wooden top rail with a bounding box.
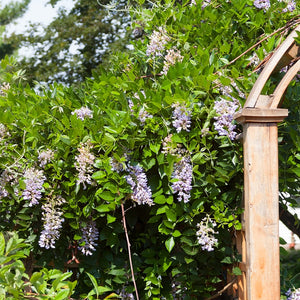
[244,25,300,109]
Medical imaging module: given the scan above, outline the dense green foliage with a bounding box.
[0,0,299,299]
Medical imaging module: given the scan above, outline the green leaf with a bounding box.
[165,237,175,253]
[0,233,5,256]
[53,289,70,300]
[232,267,242,276]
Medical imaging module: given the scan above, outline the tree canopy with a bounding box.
[9,0,131,85]
[0,0,30,59]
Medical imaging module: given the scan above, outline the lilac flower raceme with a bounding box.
[162,48,183,75]
[201,0,211,8]
[39,195,65,249]
[138,107,153,124]
[286,288,300,300]
[75,142,95,188]
[125,164,153,206]
[171,156,193,203]
[213,98,240,140]
[253,0,270,10]
[196,216,218,252]
[282,0,296,12]
[146,27,170,57]
[71,106,93,120]
[172,102,192,133]
[78,220,99,256]
[38,149,54,167]
[22,167,46,206]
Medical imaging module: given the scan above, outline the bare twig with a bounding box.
[121,203,140,300]
[221,17,300,69]
[204,278,237,300]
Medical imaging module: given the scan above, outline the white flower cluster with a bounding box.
[39,195,65,249]
[196,216,218,251]
[0,124,10,142]
[146,27,170,57]
[71,106,93,120]
[38,149,54,167]
[162,48,183,75]
[78,220,99,256]
[75,142,95,188]
[0,82,10,96]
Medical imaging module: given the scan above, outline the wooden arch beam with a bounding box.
[271,58,300,108]
[245,24,300,109]
[234,26,300,300]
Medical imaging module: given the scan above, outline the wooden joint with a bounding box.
[239,262,247,273]
[234,107,288,123]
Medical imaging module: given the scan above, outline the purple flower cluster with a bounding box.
[253,0,270,10]
[213,98,240,140]
[196,216,218,251]
[162,48,183,75]
[201,0,211,8]
[78,220,99,256]
[39,195,65,249]
[171,156,193,203]
[146,27,170,57]
[75,142,95,188]
[172,102,191,133]
[71,106,93,120]
[138,107,153,124]
[286,288,300,300]
[38,149,54,167]
[22,167,46,206]
[282,0,296,12]
[125,165,153,206]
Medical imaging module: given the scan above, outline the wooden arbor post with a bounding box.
[234,26,300,300]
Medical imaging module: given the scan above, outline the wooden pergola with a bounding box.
[234,26,300,300]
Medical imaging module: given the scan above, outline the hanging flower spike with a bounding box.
[172,102,192,133]
[39,195,65,249]
[125,164,153,206]
[146,27,170,57]
[162,48,183,75]
[213,98,240,140]
[78,220,99,256]
[171,156,193,203]
[196,216,218,252]
[22,167,46,206]
[75,141,95,188]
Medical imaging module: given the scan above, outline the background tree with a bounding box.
[0,0,30,59]
[9,0,132,85]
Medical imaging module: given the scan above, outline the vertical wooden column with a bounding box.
[235,108,288,300]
